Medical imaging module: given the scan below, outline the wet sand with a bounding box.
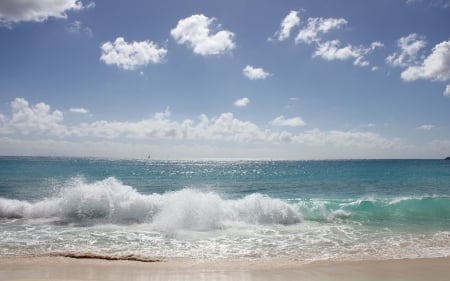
[1,256,449,281]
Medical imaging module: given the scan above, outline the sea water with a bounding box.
[0,157,449,261]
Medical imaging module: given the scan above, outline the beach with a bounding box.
[2,0,450,279]
[1,256,450,281]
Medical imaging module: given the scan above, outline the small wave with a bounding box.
[0,177,302,230]
[342,195,450,226]
[295,199,352,222]
[295,195,450,226]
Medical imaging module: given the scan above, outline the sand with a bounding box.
[1,256,449,281]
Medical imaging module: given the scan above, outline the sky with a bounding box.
[0,0,449,160]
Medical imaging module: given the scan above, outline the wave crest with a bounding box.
[0,177,302,230]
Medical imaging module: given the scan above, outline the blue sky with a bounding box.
[0,0,449,159]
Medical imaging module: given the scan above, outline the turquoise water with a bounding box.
[1,157,449,261]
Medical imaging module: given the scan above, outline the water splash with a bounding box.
[0,177,302,230]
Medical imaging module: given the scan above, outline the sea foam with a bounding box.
[0,177,302,230]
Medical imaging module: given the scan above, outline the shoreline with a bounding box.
[1,256,449,281]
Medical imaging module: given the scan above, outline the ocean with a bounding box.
[0,157,449,262]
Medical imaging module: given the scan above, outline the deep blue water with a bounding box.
[2,157,449,199]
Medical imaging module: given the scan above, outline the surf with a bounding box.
[0,177,302,230]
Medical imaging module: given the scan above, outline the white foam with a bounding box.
[0,198,32,218]
[327,209,351,221]
[0,177,302,231]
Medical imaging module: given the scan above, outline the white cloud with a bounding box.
[100,37,167,70]
[170,14,235,56]
[401,39,450,82]
[292,16,382,69]
[234,97,250,107]
[201,113,270,143]
[295,17,347,45]
[371,41,384,50]
[0,98,405,156]
[85,2,95,9]
[69,107,89,114]
[72,108,183,140]
[313,40,382,67]
[243,65,271,80]
[272,10,301,41]
[387,35,450,96]
[444,84,450,96]
[0,0,85,24]
[386,33,427,67]
[418,124,435,130]
[314,40,361,62]
[269,116,306,127]
[1,98,67,136]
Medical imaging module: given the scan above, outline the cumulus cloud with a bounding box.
[0,0,86,24]
[1,98,67,136]
[269,116,306,127]
[234,97,250,107]
[291,14,382,69]
[400,39,450,82]
[69,107,89,114]
[72,111,271,143]
[313,40,383,67]
[171,14,235,56]
[386,33,427,67]
[243,65,271,80]
[386,35,450,96]
[100,37,167,70]
[0,98,403,152]
[295,17,347,45]
[272,10,301,41]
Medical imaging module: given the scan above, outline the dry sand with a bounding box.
[1,256,449,281]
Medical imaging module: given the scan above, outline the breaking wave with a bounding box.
[0,177,301,230]
[1,177,449,231]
